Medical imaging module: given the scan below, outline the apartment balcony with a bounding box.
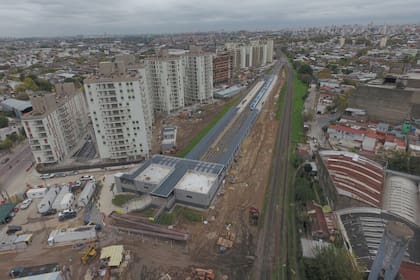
[30,139,40,145]
[105,129,124,136]
[106,135,125,141]
[99,98,118,105]
[31,145,41,151]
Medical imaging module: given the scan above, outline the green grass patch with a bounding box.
[136,206,157,217]
[177,96,241,157]
[157,205,204,225]
[291,70,308,149]
[157,212,176,225]
[111,194,138,207]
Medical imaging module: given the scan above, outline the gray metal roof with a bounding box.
[1,98,32,112]
[121,155,225,198]
[185,106,238,160]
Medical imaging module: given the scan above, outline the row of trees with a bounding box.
[0,129,26,151]
[14,73,54,93]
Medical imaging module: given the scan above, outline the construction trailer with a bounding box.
[26,188,48,199]
[48,225,96,246]
[77,181,96,207]
[9,263,60,279]
[58,193,74,211]
[37,187,60,214]
[51,185,70,210]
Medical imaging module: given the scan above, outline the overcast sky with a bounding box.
[1,0,419,37]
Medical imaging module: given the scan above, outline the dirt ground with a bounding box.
[151,99,233,154]
[0,76,283,280]
[177,76,284,278]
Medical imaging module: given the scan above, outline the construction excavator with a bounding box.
[81,245,97,265]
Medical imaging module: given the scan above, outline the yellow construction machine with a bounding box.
[81,245,97,265]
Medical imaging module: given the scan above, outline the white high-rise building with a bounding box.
[183,47,213,105]
[227,39,274,69]
[145,55,185,113]
[84,60,153,161]
[23,83,89,164]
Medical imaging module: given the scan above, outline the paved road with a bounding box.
[0,142,34,192]
[255,53,295,280]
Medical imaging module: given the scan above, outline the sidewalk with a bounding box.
[98,174,123,216]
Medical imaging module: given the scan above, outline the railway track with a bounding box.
[256,56,294,280]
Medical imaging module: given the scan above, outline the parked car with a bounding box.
[39,174,55,179]
[54,172,67,178]
[19,199,32,210]
[80,175,95,181]
[70,181,83,193]
[58,209,77,221]
[66,170,79,176]
[41,208,57,216]
[0,157,10,164]
[6,225,22,235]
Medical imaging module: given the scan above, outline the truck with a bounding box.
[77,181,96,207]
[9,263,60,278]
[26,187,48,199]
[48,226,96,246]
[37,186,60,214]
[59,193,74,211]
[51,185,70,210]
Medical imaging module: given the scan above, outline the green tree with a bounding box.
[23,77,38,91]
[0,115,8,128]
[36,78,53,91]
[6,132,18,143]
[0,139,13,150]
[299,64,313,75]
[304,246,363,280]
[14,84,26,93]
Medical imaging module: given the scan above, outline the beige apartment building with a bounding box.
[23,83,89,164]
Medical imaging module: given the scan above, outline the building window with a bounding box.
[186,195,192,199]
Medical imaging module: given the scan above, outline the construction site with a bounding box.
[0,61,285,280]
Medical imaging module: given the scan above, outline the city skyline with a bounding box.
[1,0,420,37]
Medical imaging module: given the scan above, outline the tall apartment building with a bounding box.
[145,53,185,113]
[23,83,89,164]
[84,60,153,161]
[183,47,213,105]
[226,39,274,70]
[213,51,233,86]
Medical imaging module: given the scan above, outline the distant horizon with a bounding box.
[1,0,420,38]
[1,20,419,40]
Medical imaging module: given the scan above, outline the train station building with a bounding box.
[114,155,225,208]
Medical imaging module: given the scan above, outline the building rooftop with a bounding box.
[1,98,32,112]
[121,155,225,198]
[336,207,420,271]
[383,175,420,226]
[319,150,386,207]
[175,171,217,194]
[135,164,174,185]
[15,271,62,280]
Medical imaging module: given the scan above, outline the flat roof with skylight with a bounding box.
[135,163,174,185]
[175,171,217,194]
